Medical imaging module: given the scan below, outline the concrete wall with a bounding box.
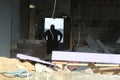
[0,0,12,57]
[0,0,21,57]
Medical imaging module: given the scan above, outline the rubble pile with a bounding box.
[0,57,34,71]
[0,57,120,80]
[0,57,34,80]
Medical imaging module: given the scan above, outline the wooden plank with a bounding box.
[52,51,120,74]
[52,61,120,67]
[52,51,120,64]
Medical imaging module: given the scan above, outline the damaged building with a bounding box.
[0,0,120,80]
[0,0,120,57]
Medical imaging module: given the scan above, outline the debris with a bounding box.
[96,39,110,53]
[16,53,55,66]
[116,37,120,43]
[52,51,120,64]
[0,56,120,80]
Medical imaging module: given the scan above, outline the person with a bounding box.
[44,24,63,54]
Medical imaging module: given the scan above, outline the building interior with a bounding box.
[0,0,120,59]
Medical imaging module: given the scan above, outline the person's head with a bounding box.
[50,25,55,30]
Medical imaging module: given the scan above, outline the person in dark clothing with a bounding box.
[44,24,63,54]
